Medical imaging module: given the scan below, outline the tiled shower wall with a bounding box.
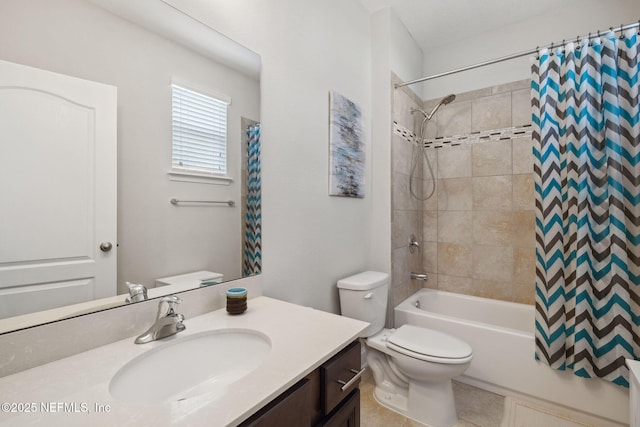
[391,77,536,308]
[391,74,428,314]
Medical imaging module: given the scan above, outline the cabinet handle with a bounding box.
[336,367,366,391]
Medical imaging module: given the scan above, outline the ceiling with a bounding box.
[358,0,577,52]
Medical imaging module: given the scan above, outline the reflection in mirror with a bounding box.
[0,0,261,333]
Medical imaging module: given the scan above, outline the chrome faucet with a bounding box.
[125,282,148,303]
[135,295,186,344]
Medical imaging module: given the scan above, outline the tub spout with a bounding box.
[410,272,428,281]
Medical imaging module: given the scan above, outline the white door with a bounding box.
[0,60,117,319]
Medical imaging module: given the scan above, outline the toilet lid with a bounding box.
[387,325,472,360]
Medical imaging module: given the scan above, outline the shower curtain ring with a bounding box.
[620,24,625,39]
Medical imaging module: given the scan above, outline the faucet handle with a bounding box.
[155,295,183,319]
[125,282,148,303]
[161,295,182,305]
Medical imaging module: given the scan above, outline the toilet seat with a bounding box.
[386,325,473,364]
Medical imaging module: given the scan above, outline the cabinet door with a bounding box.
[239,378,311,427]
[321,389,360,427]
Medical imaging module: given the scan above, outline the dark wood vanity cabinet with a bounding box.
[238,378,313,426]
[239,340,362,427]
[320,389,359,427]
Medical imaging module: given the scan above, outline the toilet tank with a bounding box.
[337,271,389,338]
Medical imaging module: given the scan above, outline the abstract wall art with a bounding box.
[329,91,365,198]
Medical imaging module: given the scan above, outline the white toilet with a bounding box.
[337,271,473,427]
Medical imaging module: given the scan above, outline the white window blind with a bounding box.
[172,84,228,175]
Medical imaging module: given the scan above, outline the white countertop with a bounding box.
[0,296,368,426]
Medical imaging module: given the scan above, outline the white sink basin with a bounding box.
[109,329,271,404]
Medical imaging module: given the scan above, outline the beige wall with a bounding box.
[392,79,536,305]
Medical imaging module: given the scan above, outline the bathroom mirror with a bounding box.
[0,0,261,333]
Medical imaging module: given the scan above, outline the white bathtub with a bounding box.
[394,289,629,426]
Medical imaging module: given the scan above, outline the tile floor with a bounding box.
[360,370,505,427]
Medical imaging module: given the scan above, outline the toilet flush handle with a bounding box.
[364,292,373,299]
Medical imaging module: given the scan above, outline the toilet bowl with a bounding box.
[366,326,472,427]
[337,271,473,427]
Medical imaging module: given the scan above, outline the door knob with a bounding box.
[100,242,113,252]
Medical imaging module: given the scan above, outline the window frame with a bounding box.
[168,80,233,185]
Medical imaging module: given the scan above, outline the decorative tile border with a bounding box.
[393,121,533,148]
[393,122,421,146]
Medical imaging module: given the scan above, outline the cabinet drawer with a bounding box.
[321,340,363,415]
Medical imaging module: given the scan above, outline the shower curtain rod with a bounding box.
[394,20,640,89]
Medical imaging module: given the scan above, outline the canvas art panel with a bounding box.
[329,91,365,198]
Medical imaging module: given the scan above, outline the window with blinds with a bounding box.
[171,84,228,175]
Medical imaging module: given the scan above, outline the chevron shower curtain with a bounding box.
[531,29,640,387]
[243,124,262,277]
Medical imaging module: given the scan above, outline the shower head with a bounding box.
[410,94,456,121]
[408,95,455,201]
[441,94,456,105]
[425,93,456,119]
